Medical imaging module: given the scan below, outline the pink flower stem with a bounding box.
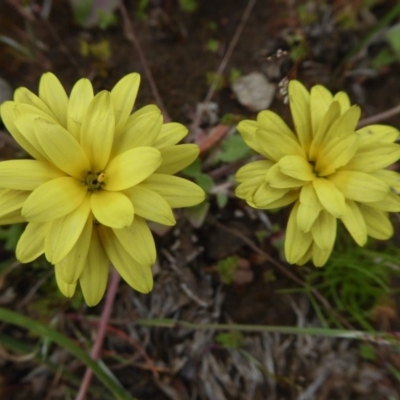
[75,268,121,400]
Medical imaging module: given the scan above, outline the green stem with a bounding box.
[0,306,132,400]
[136,318,398,343]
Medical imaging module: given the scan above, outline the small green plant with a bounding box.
[178,0,198,13]
[217,256,240,284]
[215,331,243,349]
[303,243,400,330]
[206,39,220,53]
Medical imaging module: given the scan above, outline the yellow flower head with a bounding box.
[0,72,205,305]
[236,80,400,267]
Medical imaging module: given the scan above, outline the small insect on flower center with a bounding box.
[85,172,106,191]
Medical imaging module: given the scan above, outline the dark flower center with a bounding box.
[85,172,106,191]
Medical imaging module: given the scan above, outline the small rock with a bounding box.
[0,77,12,106]
[232,72,275,112]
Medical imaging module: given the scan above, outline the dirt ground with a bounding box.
[1,0,400,399]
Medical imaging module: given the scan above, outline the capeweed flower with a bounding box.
[0,72,205,305]
[235,80,400,267]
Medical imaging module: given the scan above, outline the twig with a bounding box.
[213,220,354,330]
[66,312,160,379]
[357,104,400,128]
[191,0,257,133]
[118,0,170,122]
[75,268,121,400]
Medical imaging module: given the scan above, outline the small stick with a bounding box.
[191,0,257,133]
[118,0,170,122]
[357,104,400,128]
[75,268,121,400]
[214,220,354,330]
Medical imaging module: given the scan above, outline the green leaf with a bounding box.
[215,331,243,349]
[216,193,228,209]
[386,24,400,57]
[217,256,240,284]
[0,307,133,400]
[178,0,198,12]
[229,68,242,84]
[69,0,93,26]
[218,134,251,162]
[359,343,376,361]
[206,39,219,53]
[195,174,214,192]
[185,200,209,228]
[371,48,397,69]
[182,158,202,178]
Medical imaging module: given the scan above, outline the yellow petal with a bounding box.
[14,87,56,118]
[257,127,305,162]
[316,133,358,176]
[153,122,188,149]
[91,190,134,228]
[278,155,315,181]
[236,119,262,154]
[297,183,321,232]
[81,91,115,172]
[235,160,272,183]
[140,174,205,207]
[45,195,91,265]
[262,190,299,209]
[98,225,153,293]
[125,185,175,225]
[34,118,90,179]
[367,192,400,212]
[9,109,49,161]
[55,268,76,298]
[308,101,341,161]
[16,222,46,263]
[332,91,351,113]
[359,205,393,240]
[251,182,288,209]
[310,84,333,135]
[156,144,199,175]
[235,176,264,200]
[313,178,345,217]
[342,143,400,173]
[257,110,297,140]
[328,171,389,202]
[54,217,92,284]
[311,244,332,267]
[341,200,367,246]
[0,160,65,190]
[79,226,109,306]
[67,78,94,140]
[111,73,140,134]
[356,125,399,146]
[0,189,29,216]
[372,170,400,192]
[322,105,360,147]
[22,177,86,222]
[288,80,312,153]
[311,210,337,251]
[114,105,162,153]
[295,244,313,265]
[0,210,25,224]
[39,72,68,127]
[113,216,156,265]
[105,147,162,191]
[266,163,305,189]
[285,201,313,264]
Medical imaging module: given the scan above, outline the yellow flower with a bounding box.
[235,80,400,267]
[0,72,205,305]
